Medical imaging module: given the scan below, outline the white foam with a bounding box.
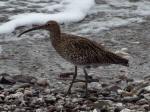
[0,1,6,6]
[0,0,95,34]
[76,17,143,34]
[105,0,150,16]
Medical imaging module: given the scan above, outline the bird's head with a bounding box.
[18,20,59,37]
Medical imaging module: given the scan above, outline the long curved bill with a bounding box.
[18,25,46,37]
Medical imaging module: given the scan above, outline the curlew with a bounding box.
[18,21,129,96]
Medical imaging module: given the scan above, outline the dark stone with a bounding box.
[0,86,3,90]
[0,76,16,85]
[101,108,109,112]
[114,108,121,112]
[122,96,140,103]
[12,75,37,84]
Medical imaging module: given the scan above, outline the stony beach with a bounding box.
[0,0,149,111]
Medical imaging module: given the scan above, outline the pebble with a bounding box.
[0,76,16,85]
[88,82,102,90]
[94,100,112,109]
[37,78,49,87]
[8,83,31,93]
[5,92,24,101]
[142,104,150,111]
[44,88,51,94]
[44,95,56,104]
[120,108,132,112]
[115,103,123,108]
[0,73,148,112]
[136,98,148,105]
[36,109,42,112]
[93,109,99,112]
[144,85,150,92]
[12,75,37,84]
[24,89,32,96]
[143,93,150,100]
[122,95,139,103]
[48,105,56,112]
[31,97,44,106]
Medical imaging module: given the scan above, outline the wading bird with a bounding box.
[18,21,129,97]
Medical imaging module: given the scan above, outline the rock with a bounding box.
[122,95,140,103]
[107,85,121,92]
[72,98,83,103]
[88,82,102,90]
[36,109,43,112]
[120,108,132,112]
[48,105,56,112]
[136,99,148,105]
[30,97,45,107]
[44,95,56,104]
[100,89,110,97]
[12,75,37,84]
[94,100,112,109]
[93,109,100,112]
[24,89,32,96]
[0,94,5,102]
[0,86,4,90]
[37,78,49,87]
[14,108,21,112]
[8,83,30,92]
[114,107,121,112]
[5,92,25,106]
[144,85,150,92]
[44,88,51,94]
[143,93,150,100]
[16,88,24,92]
[55,103,63,111]
[0,76,16,85]
[115,103,123,108]
[143,104,150,111]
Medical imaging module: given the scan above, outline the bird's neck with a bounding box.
[49,25,61,45]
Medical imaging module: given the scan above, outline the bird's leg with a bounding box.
[83,67,89,97]
[66,66,77,95]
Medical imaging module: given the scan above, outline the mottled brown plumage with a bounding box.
[18,21,129,96]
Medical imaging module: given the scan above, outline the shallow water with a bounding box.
[0,0,149,82]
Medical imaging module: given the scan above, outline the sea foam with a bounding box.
[0,0,95,34]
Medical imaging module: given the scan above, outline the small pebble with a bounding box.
[24,89,32,96]
[37,78,49,87]
[144,85,150,92]
[120,108,131,112]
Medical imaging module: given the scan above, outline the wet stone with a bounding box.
[122,96,140,103]
[24,89,32,96]
[120,108,132,112]
[136,98,148,105]
[144,85,150,92]
[143,93,150,100]
[12,75,37,84]
[0,76,16,85]
[44,94,56,104]
[37,78,49,87]
[94,100,112,109]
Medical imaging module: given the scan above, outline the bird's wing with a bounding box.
[67,37,128,66]
[67,38,109,64]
